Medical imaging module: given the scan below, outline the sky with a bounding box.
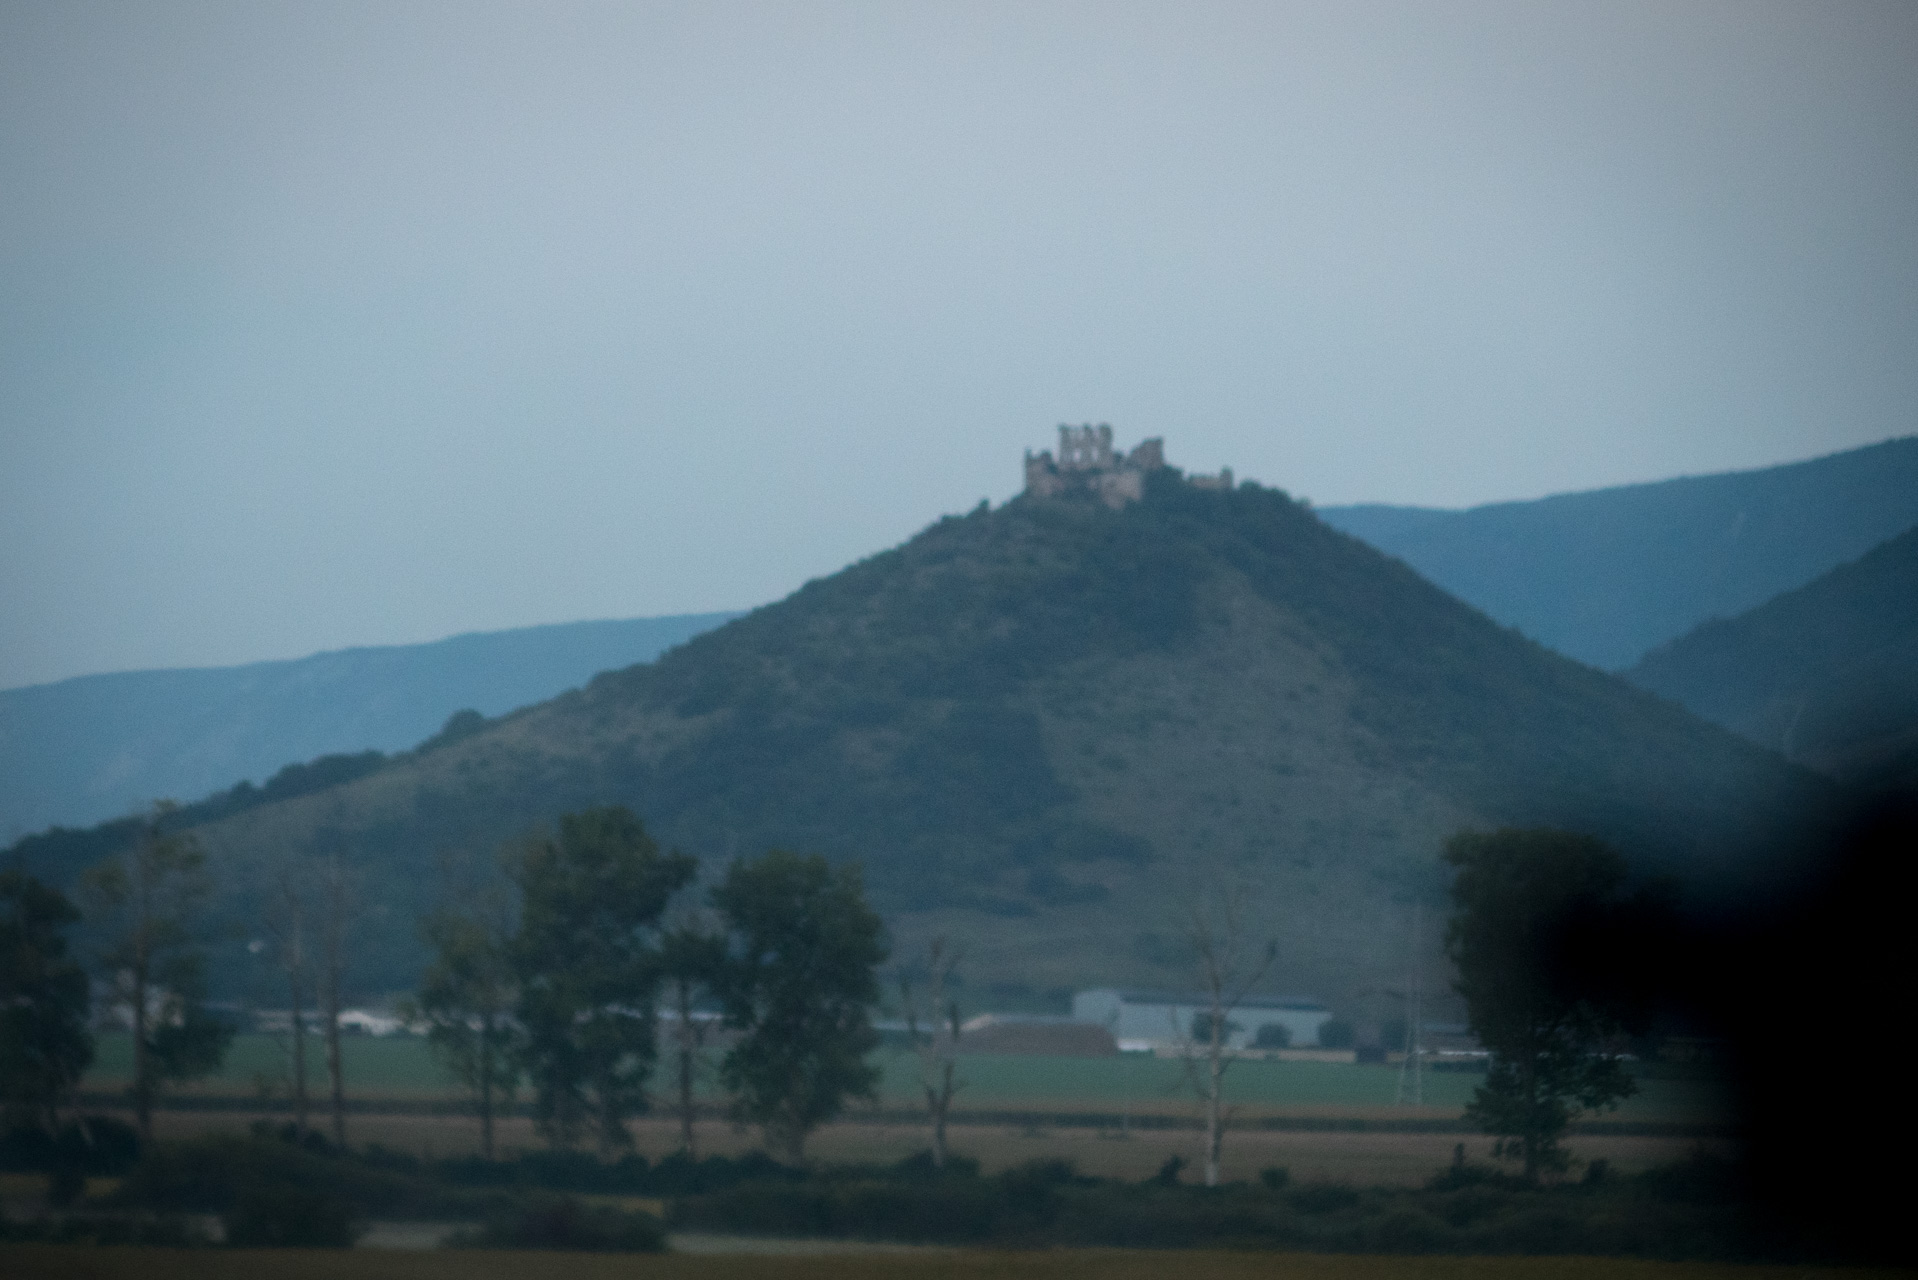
[3,1,1915,691]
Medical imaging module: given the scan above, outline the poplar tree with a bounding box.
[0,871,93,1132]
[415,889,521,1160]
[511,807,694,1152]
[83,802,231,1139]
[712,850,886,1163]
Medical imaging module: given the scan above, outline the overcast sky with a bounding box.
[3,1,1915,690]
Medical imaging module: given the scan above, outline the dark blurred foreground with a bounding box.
[1555,792,1918,1265]
[3,800,1911,1262]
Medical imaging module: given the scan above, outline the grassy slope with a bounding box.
[43,481,1835,1006]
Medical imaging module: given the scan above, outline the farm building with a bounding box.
[1072,989,1335,1051]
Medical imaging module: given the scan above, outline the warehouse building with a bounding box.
[1071,988,1334,1051]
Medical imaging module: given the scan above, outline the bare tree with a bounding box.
[659,916,725,1157]
[1179,886,1277,1187]
[318,850,356,1148]
[414,887,521,1161]
[898,937,964,1169]
[265,866,312,1140]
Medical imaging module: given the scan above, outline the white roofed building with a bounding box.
[1072,988,1334,1051]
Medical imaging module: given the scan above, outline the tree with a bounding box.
[1251,1022,1290,1049]
[511,807,695,1152]
[1444,828,1639,1182]
[1177,886,1276,1187]
[83,803,233,1139]
[0,871,93,1132]
[413,889,522,1161]
[712,850,886,1162]
[897,937,964,1169]
[658,919,726,1157]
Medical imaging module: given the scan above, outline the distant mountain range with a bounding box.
[11,470,1832,1007]
[1319,437,1918,670]
[1627,526,1918,795]
[0,613,739,838]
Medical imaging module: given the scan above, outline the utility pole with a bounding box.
[1395,903,1423,1107]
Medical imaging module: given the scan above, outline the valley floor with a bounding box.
[81,1034,1730,1126]
[70,1031,1730,1188]
[122,1109,1718,1188]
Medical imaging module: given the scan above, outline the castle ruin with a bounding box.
[1024,424,1232,508]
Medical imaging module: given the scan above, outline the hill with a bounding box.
[0,612,739,838]
[11,471,1834,1009]
[1626,526,1918,794]
[1317,436,1918,670]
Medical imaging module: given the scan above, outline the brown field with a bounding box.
[131,1110,1724,1187]
[0,1245,1900,1280]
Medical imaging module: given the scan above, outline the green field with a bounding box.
[85,1033,462,1100]
[83,1034,1725,1125]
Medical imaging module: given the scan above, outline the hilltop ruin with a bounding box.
[1024,424,1233,508]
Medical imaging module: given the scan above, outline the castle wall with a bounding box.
[1022,426,1173,507]
[1189,466,1234,491]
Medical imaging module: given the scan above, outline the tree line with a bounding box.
[411,806,886,1162]
[7,806,1659,1188]
[2,803,233,1147]
[1,803,890,1169]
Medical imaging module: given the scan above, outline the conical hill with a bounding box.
[42,475,1837,1005]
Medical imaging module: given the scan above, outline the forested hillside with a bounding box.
[0,612,738,838]
[1628,525,1918,794]
[9,479,1834,1006]
[1319,436,1918,669]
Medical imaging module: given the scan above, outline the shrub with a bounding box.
[641,1149,797,1196]
[1490,1205,1585,1255]
[249,1119,333,1155]
[1432,1184,1511,1228]
[224,1182,358,1247]
[1318,1019,1356,1049]
[453,1196,665,1252]
[1259,1166,1291,1191]
[1370,1206,1451,1252]
[890,1149,983,1181]
[672,1182,838,1237]
[1288,1183,1360,1214]
[1252,1023,1291,1049]
[1634,1149,1739,1204]
[834,1182,1005,1242]
[47,1164,85,1207]
[0,1115,141,1177]
[0,1214,208,1246]
[111,1133,497,1221]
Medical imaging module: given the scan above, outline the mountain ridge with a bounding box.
[1318,436,1918,669]
[0,612,742,838]
[1626,525,1918,794]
